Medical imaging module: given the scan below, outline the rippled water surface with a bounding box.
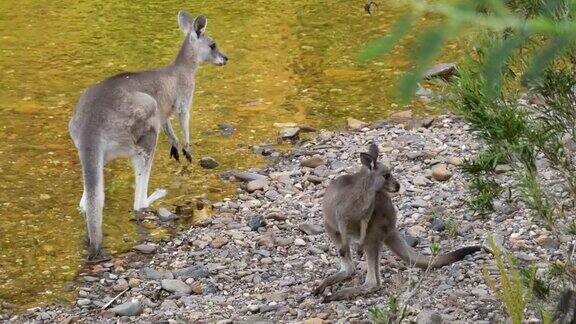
[0,0,456,309]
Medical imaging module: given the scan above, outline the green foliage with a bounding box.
[358,0,576,102]
[520,266,550,300]
[484,235,533,324]
[518,170,557,228]
[462,152,505,174]
[445,218,460,237]
[430,242,441,256]
[550,261,567,277]
[369,295,400,324]
[467,176,503,216]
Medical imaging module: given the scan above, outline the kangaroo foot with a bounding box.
[87,249,111,264]
[182,147,192,162]
[146,189,167,206]
[170,145,180,161]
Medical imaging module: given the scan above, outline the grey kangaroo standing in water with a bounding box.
[69,11,228,260]
[313,143,483,302]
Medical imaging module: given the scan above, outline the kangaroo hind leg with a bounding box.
[131,127,166,210]
[313,227,355,297]
[324,240,381,302]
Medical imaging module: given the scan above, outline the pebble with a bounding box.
[416,310,443,324]
[211,236,229,248]
[161,279,192,295]
[447,156,464,166]
[432,164,452,181]
[173,265,209,279]
[219,123,235,137]
[20,113,569,323]
[299,223,324,235]
[200,156,219,169]
[249,215,267,231]
[346,117,368,129]
[495,164,513,174]
[76,299,91,307]
[133,244,157,254]
[413,175,428,186]
[110,301,142,317]
[301,157,325,168]
[294,238,306,246]
[157,207,178,221]
[246,179,269,192]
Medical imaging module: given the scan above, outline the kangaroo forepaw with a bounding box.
[182,148,192,162]
[170,145,180,161]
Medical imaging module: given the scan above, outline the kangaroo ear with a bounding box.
[360,153,374,170]
[193,15,208,37]
[178,11,194,34]
[368,143,379,161]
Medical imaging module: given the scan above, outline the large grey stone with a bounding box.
[110,301,142,317]
[161,279,192,295]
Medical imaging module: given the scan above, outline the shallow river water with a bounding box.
[0,0,456,309]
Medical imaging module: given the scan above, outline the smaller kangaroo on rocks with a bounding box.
[313,142,484,302]
[69,11,227,260]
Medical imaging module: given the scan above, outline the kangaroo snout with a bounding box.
[217,54,228,66]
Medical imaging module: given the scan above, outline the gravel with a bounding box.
[12,114,572,323]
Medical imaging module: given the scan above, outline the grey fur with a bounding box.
[69,10,228,260]
[313,142,483,302]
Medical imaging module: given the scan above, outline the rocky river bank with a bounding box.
[4,113,571,323]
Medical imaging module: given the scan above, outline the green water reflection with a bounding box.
[0,0,455,309]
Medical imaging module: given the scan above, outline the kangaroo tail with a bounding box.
[79,143,105,259]
[384,231,482,269]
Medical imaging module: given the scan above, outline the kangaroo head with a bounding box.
[360,143,400,193]
[178,11,228,66]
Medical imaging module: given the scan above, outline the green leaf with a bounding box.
[481,33,527,98]
[523,36,569,85]
[397,28,449,103]
[358,14,413,61]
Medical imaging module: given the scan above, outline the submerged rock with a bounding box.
[218,123,235,137]
[200,157,219,169]
[424,63,457,80]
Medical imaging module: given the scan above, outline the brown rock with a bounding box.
[133,244,157,254]
[191,282,203,294]
[447,157,464,166]
[495,164,513,174]
[301,157,325,168]
[431,164,452,181]
[389,110,413,124]
[246,179,268,192]
[211,236,229,248]
[346,117,368,130]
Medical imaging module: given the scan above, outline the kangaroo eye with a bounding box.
[210,43,216,50]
